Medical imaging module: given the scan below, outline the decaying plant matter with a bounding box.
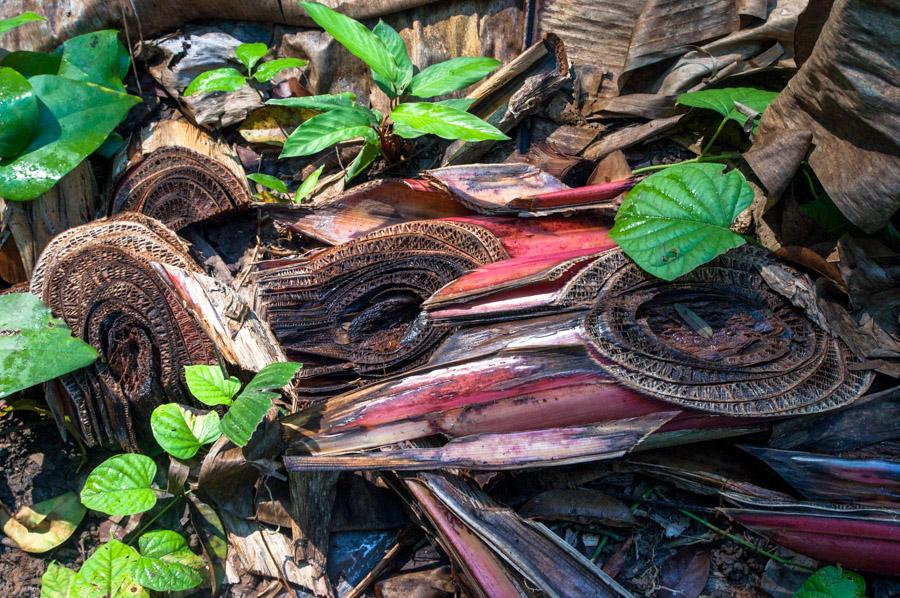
[0,0,897,597]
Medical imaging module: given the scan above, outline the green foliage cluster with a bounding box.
[42,362,300,596]
[186,2,508,184]
[611,86,777,280]
[184,42,308,96]
[0,14,141,201]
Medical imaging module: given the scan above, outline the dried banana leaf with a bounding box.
[411,473,634,598]
[29,214,217,449]
[283,413,676,471]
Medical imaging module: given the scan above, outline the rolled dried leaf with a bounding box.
[253,219,510,396]
[414,473,633,597]
[741,446,900,507]
[29,214,217,449]
[111,120,251,230]
[283,412,675,471]
[725,508,900,575]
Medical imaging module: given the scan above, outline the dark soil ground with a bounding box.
[0,410,103,597]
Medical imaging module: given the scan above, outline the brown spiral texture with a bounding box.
[110,147,251,230]
[254,220,510,396]
[30,214,217,449]
[574,247,874,417]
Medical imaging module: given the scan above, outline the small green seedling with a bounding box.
[184,42,308,96]
[43,453,207,597]
[263,2,508,182]
[150,361,301,452]
[246,165,325,203]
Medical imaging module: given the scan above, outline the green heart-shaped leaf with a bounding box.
[151,403,221,459]
[80,454,157,516]
[0,75,140,201]
[184,68,247,96]
[0,293,99,399]
[131,530,205,592]
[0,67,38,158]
[184,365,241,406]
[280,107,377,158]
[220,362,301,446]
[391,102,509,142]
[408,57,500,98]
[610,162,753,281]
[252,57,309,83]
[78,540,141,597]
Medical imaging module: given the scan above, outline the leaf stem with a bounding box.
[677,508,814,572]
[631,152,741,175]
[127,489,192,546]
[700,115,730,157]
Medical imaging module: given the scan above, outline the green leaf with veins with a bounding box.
[372,20,413,97]
[345,138,381,182]
[267,92,357,111]
[391,102,509,141]
[57,30,131,92]
[294,165,325,202]
[0,74,140,201]
[220,362,302,447]
[80,454,157,516]
[184,68,247,96]
[408,57,500,98]
[677,87,778,131]
[280,107,377,158]
[0,67,38,158]
[794,566,867,598]
[235,42,268,73]
[78,540,143,598]
[392,98,475,138]
[610,163,753,281]
[302,2,400,92]
[247,173,289,194]
[0,293,98,399]
[40,562,100,598]
[184,364,241,406]
[151,403,221,459]
[131,530,205,592]
[0,13,45,38]
[252,57,309,82]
